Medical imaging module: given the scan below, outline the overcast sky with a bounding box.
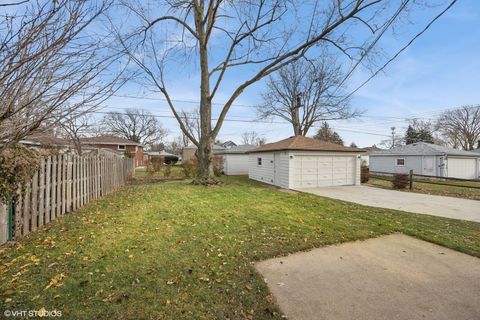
[99,0,479,148]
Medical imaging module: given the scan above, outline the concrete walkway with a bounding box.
[255,234,480,320]
[297,186,480,223]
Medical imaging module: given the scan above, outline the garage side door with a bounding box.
[447,158,477,179]
[291,155,356,188]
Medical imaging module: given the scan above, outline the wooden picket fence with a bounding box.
[0,154,135,245]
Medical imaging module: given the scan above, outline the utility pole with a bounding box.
[391,126,396,149]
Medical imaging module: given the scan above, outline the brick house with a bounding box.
[80,136,144,167]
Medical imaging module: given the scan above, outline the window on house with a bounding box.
[396,158,405,166]
[257,157,262,165]
[118,144,126,151]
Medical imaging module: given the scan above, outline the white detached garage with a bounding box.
[248,136,364,189]
[369,142,480,179]
[217,144,257,175]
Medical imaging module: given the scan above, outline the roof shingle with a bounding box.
[371,142,480,157]
[80,135,142,146]
[248,136,364,153]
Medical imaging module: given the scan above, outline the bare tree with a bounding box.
[103,109,168,147]
[58,113,96,155]
[435,105,480,150]
[241,131,266,146]
[0,0,127,151]
[164,136,185,155]
[116,0,457,183]
[379,126,404,149]
[179,110,201,146]
[258,58,358,136]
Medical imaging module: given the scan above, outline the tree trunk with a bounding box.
[194,6,217,184]
[195,138,214,180]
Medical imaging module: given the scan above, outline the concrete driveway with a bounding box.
[297,186,480,223]
[255,234,480,320]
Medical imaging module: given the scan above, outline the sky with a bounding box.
[99,0,480,148]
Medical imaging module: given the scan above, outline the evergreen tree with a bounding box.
[349,142,358,148]
[405,125,418,144]
[417,129,434,144]
[405,125,434,144]
[313,122,344,145]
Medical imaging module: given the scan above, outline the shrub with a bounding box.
[360,165,370,183]
[146,157,164,176]
[182,158,198,178]
[212,156,224,177]
[392,173,409,189]
[0,144,41,202]
[163,164,172,178]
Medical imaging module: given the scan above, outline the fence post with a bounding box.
[7,196,13,241]
[45,156,51,224]
[409,170,413,190]
[0,203,7,245]
[38,158,45,227]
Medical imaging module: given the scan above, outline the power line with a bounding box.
[106,93,476,121]
[89,110,391,137]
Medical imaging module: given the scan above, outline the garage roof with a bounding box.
[216,144,257,154]
[370,142,480,157]
[248,136,364,153]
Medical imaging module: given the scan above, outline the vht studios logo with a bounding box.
[4,307,62,318]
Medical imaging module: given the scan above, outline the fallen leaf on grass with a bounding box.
[44,273,65,290]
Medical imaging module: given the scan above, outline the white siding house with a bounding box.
[217,145,256,175]
[369,142,480,180]
[248,136,364,189]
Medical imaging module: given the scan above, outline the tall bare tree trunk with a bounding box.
[196,3,215,182]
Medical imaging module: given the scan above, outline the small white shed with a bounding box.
[248,136,364,189]
[217,145,256,175]
[369,142,480,179]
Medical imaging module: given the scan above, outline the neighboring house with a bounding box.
[144,151,179,164]
[248,135,364,189]
[182,144,226,162]
[21,134,71,153]
[369,142,480,179]
[359,146,382,166]
[216,144,257,175]
[221,140,237,149]
[81,136,144,167]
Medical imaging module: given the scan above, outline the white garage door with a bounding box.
[447,158,477,179]
[292,155,356,188]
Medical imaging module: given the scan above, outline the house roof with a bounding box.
[146,150,178,157]
[184,144,226,150]
[371,142,480,157]
[221,140,237,148]
[248,136,364,153]
[21,134,70,147]
[80,135,142,146]
[361,146,382,152]
[216,144,257,154]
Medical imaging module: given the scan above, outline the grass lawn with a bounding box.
[1,177,479,319]
[367,175,480,201]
